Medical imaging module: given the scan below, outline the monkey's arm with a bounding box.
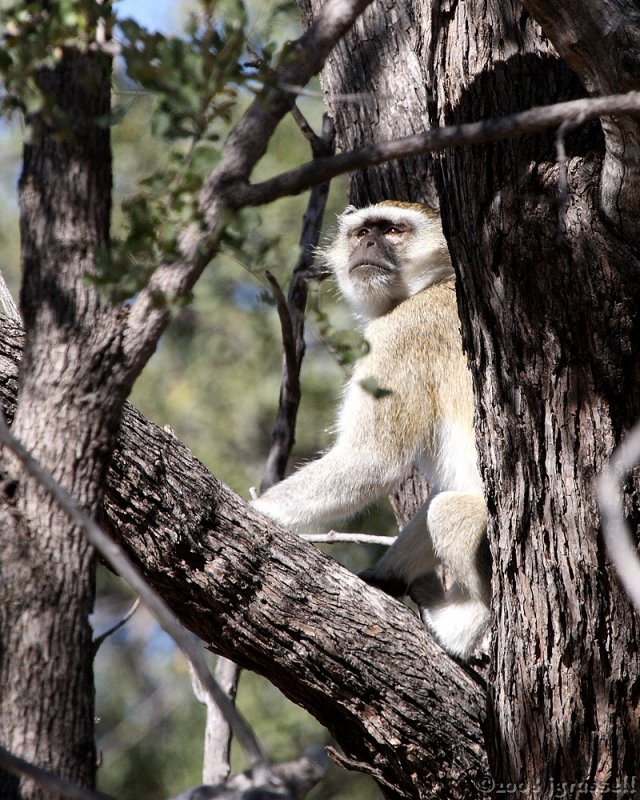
[252,442,406,531]
[253,360,420,530]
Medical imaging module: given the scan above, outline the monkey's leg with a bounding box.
[419,491,490,658]
[426,491,489,602]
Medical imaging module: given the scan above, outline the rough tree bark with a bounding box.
[300,0,640,794]
[426,0,640,791]
[0,50,130,800]
[2,0,639,798]
[0,316,488,800]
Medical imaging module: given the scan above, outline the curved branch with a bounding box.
[224,91,640,208]
[596,420,640,615]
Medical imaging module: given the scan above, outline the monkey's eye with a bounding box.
[384,225,405,236]
[354,227,370,239]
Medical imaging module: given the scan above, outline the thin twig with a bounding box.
[264,270,297,394]
[259,115,336,493]
[225,90,640,208]
[0,745,113,800]
[92,596,141,654]
[596,420,640,615]
[301,532,397,546]
[0,412,271,780]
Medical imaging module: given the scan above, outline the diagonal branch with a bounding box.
[0,746,113,800]
[0,410,270,782]
[260,115,335,493]
[224,91,640,208]
[0,316,489,800]
[123,0,373,370]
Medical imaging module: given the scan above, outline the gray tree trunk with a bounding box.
[0,50,127,799]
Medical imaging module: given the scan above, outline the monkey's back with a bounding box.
[337,276,480,493]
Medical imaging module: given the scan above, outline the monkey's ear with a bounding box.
[340,205,358,216]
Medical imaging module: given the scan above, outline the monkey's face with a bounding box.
[325,202,454,321]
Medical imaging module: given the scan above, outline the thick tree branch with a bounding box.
[0,409,270,782]
[0,316,489,800]
[522,1,640,243]
[224,91,640,207]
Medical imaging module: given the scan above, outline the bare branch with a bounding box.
[301,532,397,546]
[0,412,270,779]
[123,0,373,368]
[0,319,491,796]
[225,91,640,208]
[92,596,140,654]
[0,746,113,800]
[596,420,640,615]
[264,270,297,396]
[188,656,240,785]
[260,115,335,493]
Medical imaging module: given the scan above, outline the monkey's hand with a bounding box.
[250,492,298,530]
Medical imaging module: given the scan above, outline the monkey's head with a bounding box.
[325,201,453,320]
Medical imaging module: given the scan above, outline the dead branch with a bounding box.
[260,114,335,493]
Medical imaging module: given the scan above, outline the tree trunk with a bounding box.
[0,49,127,799]
[425,0,640,790]
[300,0,640,794]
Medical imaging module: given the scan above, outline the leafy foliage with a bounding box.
[0,0,111,116]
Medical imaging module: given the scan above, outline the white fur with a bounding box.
[419,587,490,660]
[327,203,453,322]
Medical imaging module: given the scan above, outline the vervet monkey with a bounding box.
[253,201,490,659]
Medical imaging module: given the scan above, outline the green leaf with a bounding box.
[358,378,394,399]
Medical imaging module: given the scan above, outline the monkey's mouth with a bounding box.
[349,260,392,276]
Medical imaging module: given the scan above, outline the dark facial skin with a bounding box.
[347,218,412,278]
